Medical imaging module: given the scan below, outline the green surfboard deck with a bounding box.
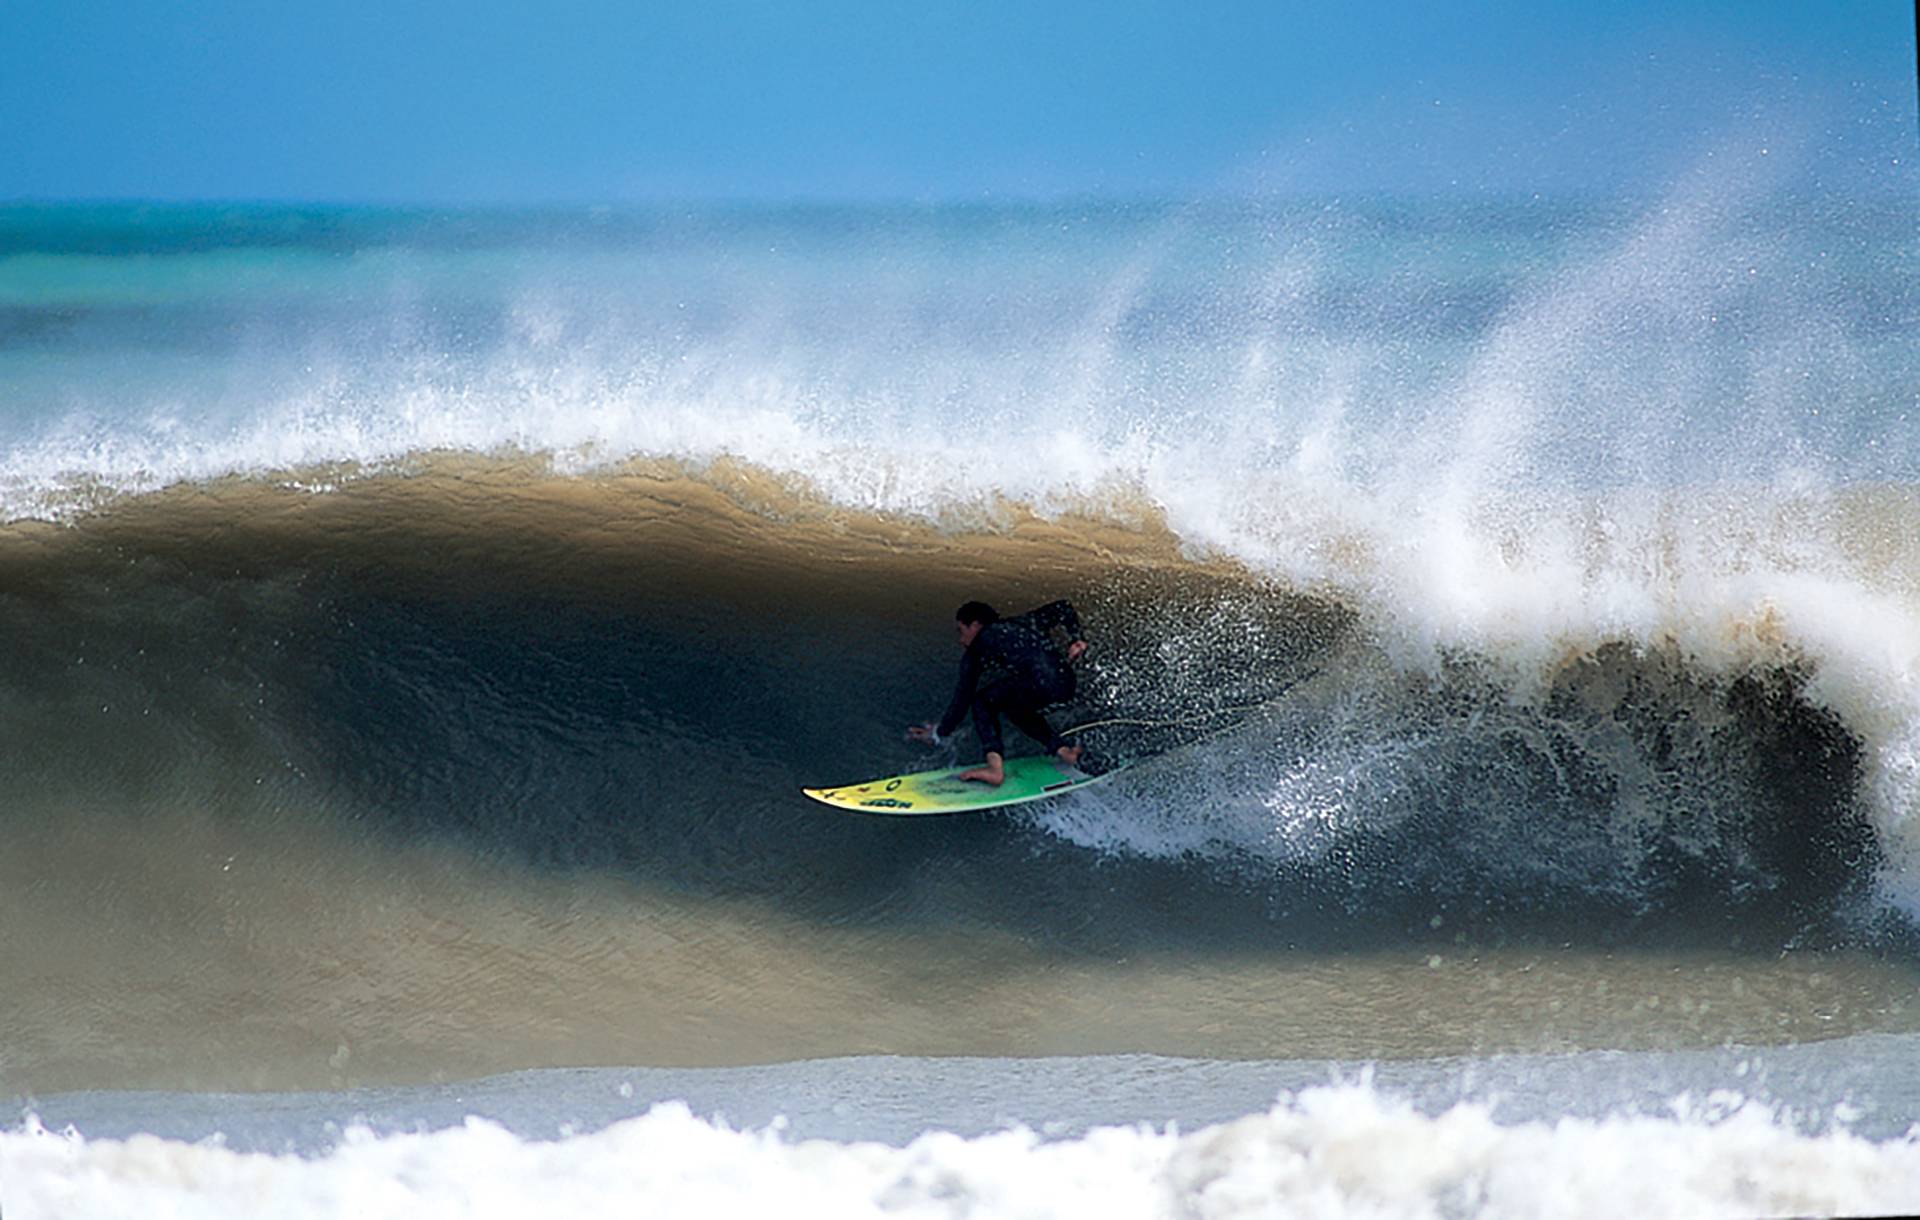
[803,754,1115,816]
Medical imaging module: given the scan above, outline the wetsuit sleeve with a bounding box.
[1028,599,1084,642]
[936,646,983,739]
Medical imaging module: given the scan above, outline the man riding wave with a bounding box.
[908,599,1089,785]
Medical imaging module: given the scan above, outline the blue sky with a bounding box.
[3,0,1913,202]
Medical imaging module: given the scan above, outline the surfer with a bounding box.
[908,599,1090,785]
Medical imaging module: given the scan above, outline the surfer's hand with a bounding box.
[907,722,939,743]
[1066,639,1089,663]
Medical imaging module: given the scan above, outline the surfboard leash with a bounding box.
[1059,667,1322,738]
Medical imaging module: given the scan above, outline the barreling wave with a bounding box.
[5,193,1919,1098]
[0,450,1912,942]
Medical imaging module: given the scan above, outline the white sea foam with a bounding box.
[5,1084,1918,1220]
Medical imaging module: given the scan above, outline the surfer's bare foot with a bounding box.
[1056,744,1083,767]
[959,753,1006,785]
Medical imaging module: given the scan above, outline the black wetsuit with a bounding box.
[936,600,1084,757]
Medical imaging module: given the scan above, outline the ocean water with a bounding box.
[1,186,1918,1216]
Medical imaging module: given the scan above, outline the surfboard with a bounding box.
[803,754,1116,816]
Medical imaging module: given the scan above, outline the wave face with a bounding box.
[1,193,1918,1093]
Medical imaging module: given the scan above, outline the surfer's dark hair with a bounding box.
[955,601,1000,627]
